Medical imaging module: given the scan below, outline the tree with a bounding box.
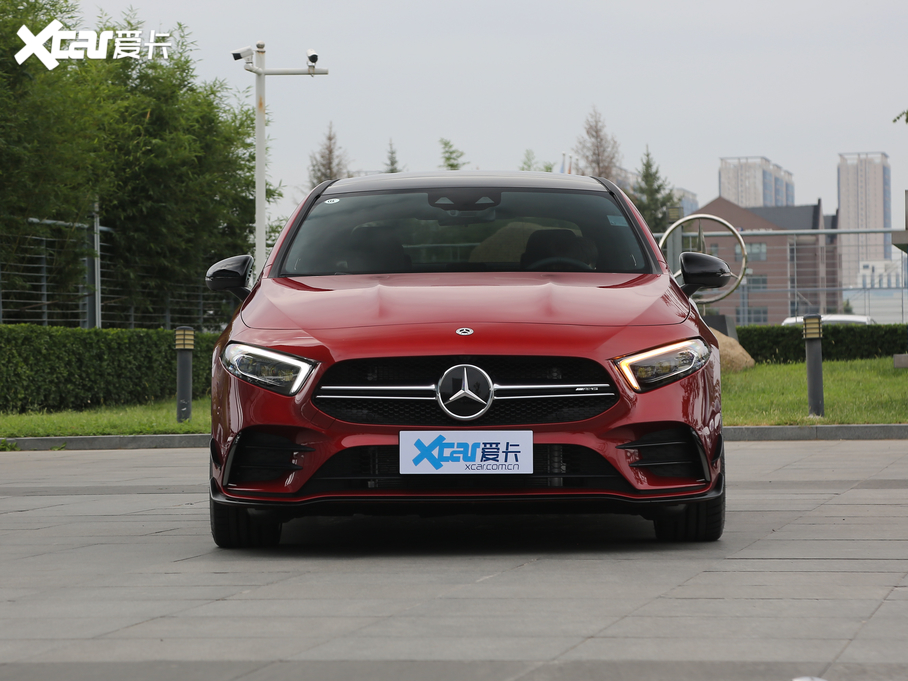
[308,122,350,187]
[384,138,404,173]
[0,1,273,327]
[439,138,467,170]
[519,150,555,173]
[631,147,675,233]
[573,106,620,178]
[519,149,538,171]
[1,0,118,235]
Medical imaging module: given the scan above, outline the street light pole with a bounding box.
[254,42,266,282]
[234,42,328,279]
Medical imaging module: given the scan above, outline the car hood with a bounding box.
[240,272,690,331]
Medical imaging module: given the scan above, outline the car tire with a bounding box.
[209,496,282,548]
[653,487,725,542]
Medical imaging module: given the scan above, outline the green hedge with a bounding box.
[2,323,905,412]
[0,325,221,413]
[737,324,907,364]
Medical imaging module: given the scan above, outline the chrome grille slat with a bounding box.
[495,393,615,400]
[316,395,437,401]
[320,385,436,391]
[313,355,619,426]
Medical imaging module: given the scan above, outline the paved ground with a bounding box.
[1,440,907,681]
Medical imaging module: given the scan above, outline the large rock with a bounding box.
[710,328,755,373]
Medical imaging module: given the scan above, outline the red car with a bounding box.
[205,171,732,548]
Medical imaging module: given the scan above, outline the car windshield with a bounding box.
[279,189,653,276]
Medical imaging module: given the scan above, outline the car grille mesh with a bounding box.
[302,444,633,493]
[313,356,618,426]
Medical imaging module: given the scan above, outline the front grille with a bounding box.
[226,430,313,485]
[313,356,619,426]
[301,444,633,494]
[618,427,707,481]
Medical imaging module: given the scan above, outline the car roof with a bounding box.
[323,171,609,194]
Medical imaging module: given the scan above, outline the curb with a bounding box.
[4,426,908,450]
[5,434,210,451]
[724,424,908,441]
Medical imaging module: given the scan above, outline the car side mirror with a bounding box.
[206,255,253,301]
[679,252,733,297]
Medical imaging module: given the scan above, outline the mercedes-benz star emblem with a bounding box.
[436,364,493,420]
[455,328,474,336]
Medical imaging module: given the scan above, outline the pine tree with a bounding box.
[384,138,404,173]
[519,149,537,171]
[573,106,620,178]
[439,138,468,170]
[308,122,350,187]
[632,147,675,233]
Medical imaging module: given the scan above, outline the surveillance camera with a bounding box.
[306,49,318,64]
[232,46,254,61]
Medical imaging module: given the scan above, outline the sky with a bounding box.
[71,0,908,227]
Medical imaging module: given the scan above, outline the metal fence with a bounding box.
[0,221,237,332]
[3,220,907,329]
[660,227,908,325]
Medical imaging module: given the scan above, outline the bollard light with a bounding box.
[802,315,824,416]
[175,326,194,422]
[175,327,195,350]
[802,314,823,340]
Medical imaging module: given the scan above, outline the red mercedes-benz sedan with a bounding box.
[205,171,733,548]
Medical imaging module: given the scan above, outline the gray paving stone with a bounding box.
[603,613,863,639]
[401,597,648,619]
[519,660,827,681]
[105,615,379,639]
[837,638,908,664]
[685,570,903,587]
[663,583,893,601]
[351,614,620,638]
[1,440,907,676]
[34,637,327,662]
[0,662,263,681]
[560,636,848,662]
[731,539,908,560]
[240,660,534,681]
[289,635,582,661]
[179,598,422,618]
[631,597,881,619]
[824,662,908,681]
[716,558,908,572]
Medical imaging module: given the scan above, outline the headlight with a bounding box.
[222,344,316,396]
[614,339,710,392]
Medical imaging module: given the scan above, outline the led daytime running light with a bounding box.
[222,344,316,395]
[616,339,710,392]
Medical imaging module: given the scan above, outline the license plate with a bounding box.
[400,431,533,474]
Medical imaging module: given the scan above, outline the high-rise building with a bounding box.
[719,157,795,208]
[673,188,699,218]
[837,152,891,288]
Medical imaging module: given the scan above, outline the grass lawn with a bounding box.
[722,358,907,426]
[0,398,211,438]
[0,358,905,439]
